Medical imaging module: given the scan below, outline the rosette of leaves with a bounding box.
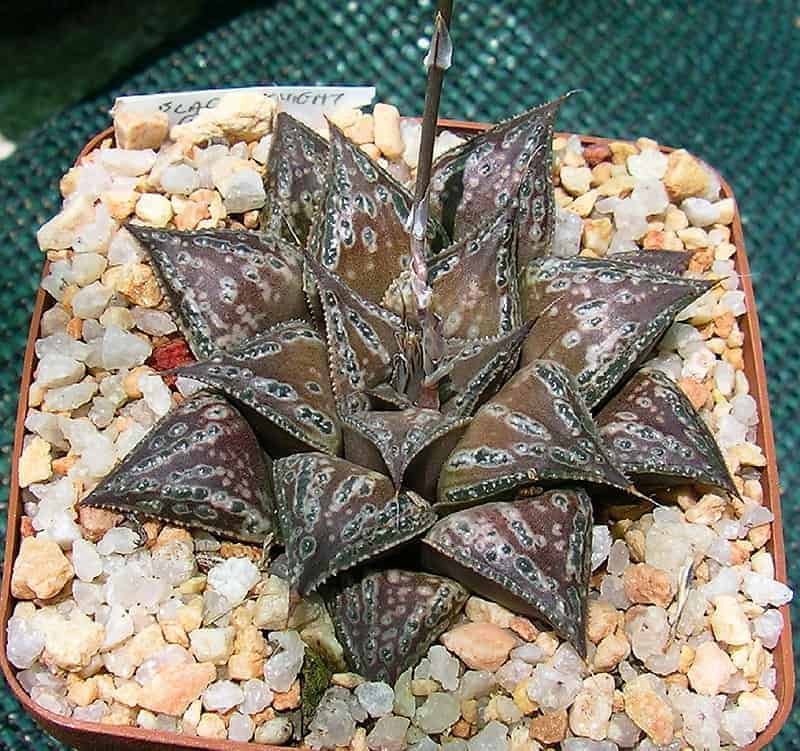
[80,102,734,680]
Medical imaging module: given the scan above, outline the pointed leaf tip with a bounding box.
[79,393,275,543]
[327,568,468,683]
[521,256,713,409]
[596,367,738,494]
[437,359,634,511]
[273,454,437,594]
[423,489,593,653]
[429,97,563,256]
[261,111,330,245]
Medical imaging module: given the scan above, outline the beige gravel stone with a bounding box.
[138,662,216,716]
[560,166,592,196]
[567,189,598,217]
[128,623,167,666]
[228,652,264,680]
[593,630,630,672]
[174,200,211,231]
[11,536,73,599]
[182,699,202,733]
[196,712,227,739]
[101,189,140,221]
[465,596,515,628]
[171,92,275,145]
[529,709,568,744]
[687,641,736,695]
[569,674,614,741]
[189,626,235,664]
[622,563,675,608]
[36,608,104,671]
[273,679,301,710]
[114,109,169,151]
[253,575,291,630]
[609,141,638,164]
[101,703,135,726]
[714,197,735,225]
[512,680,537,715]
[586,600,620,644]
[115,262,162,307]
[332,672,364,689]
[738,688,779,732]
[114,680,142,708]
[67,676,99,707]
[78,506,122,542]
[346,114,375,145]
[36,195,95,251]
[583,217,613,253]
[663,149,709,202]
[18,437,52,487]
[685,493,726,525]
[710,595,751,646]
[328,107,361,130]
[373,103,404,160]
[135,193,173,227]
[622,677,674,745]
[441,622,517,671]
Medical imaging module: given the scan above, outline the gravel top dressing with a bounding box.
[7,87,792,751]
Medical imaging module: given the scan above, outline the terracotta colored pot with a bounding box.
[0,120,794,751]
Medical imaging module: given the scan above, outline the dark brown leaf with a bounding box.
[521,256,713,408]
[428,210,520,339]
[439,322,532,416]
[422,489,593,653]
[311,123,446,306]
[79,393,275,543]
[127,225,308,359]
[436,359,636,511]
[327,568,468,683]
[429,98,562,254]
[611,249,693,275]
[173,320,341,456]
[273,454,436,594]
[261,111,329,245]
[306,254,408,414]
[596,368,737,494]
[342,408,470,499]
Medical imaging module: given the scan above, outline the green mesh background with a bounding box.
[1,0,798,746]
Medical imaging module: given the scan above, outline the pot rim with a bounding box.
[0,119,793,751]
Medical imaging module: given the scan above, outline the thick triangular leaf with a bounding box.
[429,98,562,248]
[311,123,446,305]
[261,111,329,245]
[79,393,274,543]
[327,568,468,683]
[173,320,341,456]
[611,249,693,275]
[306,254,408,414]
[437,359,636,511]
[596,368,737,494]
[273,454,436,594]
[521,256,712,409]
[439,322,533,416]
[127,225,308,359]
[342,408,470,499]
[428,210,520,339]
[422,489,593,654]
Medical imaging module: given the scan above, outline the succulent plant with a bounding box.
[80,98,733,681]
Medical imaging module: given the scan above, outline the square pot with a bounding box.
[0,121,794,751]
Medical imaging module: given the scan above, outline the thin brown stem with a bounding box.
[413,0,454,208]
